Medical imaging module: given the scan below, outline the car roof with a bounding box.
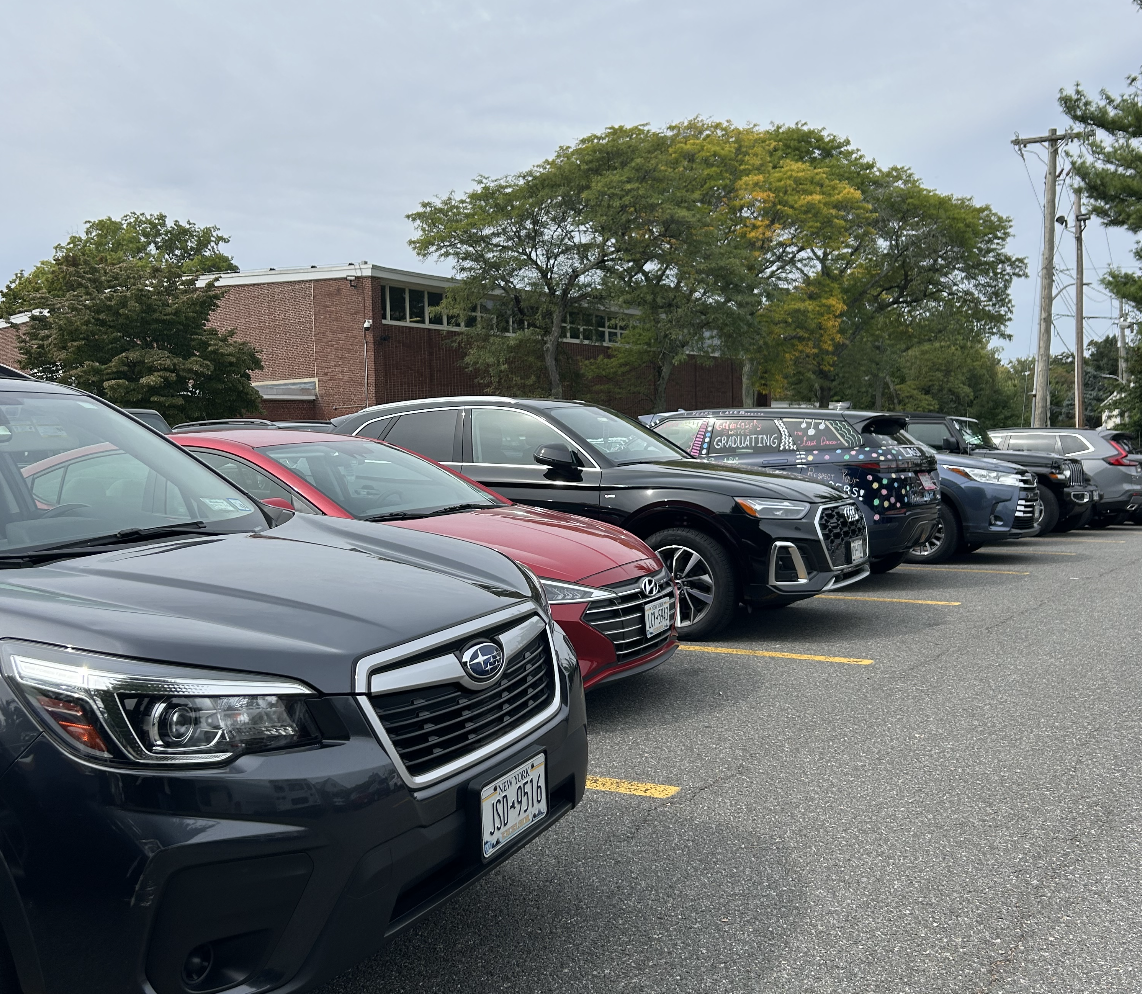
[173,429,361,447]
[332,396,590,423]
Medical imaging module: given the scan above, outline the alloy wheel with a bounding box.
[656,543,716,629]
[910,518,946,558]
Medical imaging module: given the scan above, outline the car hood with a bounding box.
[612,459,845,502]
[968,447,1056,469]
[389,504,656,584]
[0,515,534,694]
[937,453,1028,476]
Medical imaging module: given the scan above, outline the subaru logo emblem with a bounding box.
[641,576,661,597]
[459,641,504,682]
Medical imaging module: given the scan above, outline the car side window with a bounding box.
[354,416,396,441]
[1003,433,1058,454]
[190,450,319,513]
[653,418,707,455]
[903,422,952,450]
[708,418,783,455]
[470,408,572,465]
[383,410,458,462]
[779,418,863,449]
[1057,433,1091,455]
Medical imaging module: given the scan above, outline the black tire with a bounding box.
[647,527,737,640]
[903,504,961,565]
[0,931,20,994]
[1037,485,1060,534]
[1054,506,1093,532]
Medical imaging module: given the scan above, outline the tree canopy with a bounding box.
[4,214,260,424]
[409,121,1023,414]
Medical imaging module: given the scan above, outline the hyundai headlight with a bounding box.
[945,466,1022,487]
[736,498,811,520]
[2,641,320,766]
[539,579,615,604]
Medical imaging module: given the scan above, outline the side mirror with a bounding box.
[941,436,960,453]
[534,442,579,473]
[261,497,294,510]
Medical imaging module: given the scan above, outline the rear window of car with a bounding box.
[1057,433,1093,455]
[706,418,783,455]
[778,417,862,449]
[654,418,707,455]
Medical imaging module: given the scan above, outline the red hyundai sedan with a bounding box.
[156,427,677,689]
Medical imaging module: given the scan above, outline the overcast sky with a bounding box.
[4,0,1142,360]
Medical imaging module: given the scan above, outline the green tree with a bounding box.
[2,212,236,317]
[16,253,261,423]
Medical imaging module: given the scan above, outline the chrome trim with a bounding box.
[768,541,809,587]
[1070,491,1091,504]
[358,611,561,790]
[821,565,871,591]
[354,601,535,693]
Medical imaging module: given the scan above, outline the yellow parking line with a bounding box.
[1044,539,1125,544]
[988,549,1076,556]
[898,566,1030,575]
[586,776,680,798]
[819,594,961,606]
[681,645,873,666]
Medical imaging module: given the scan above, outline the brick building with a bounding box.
[208,264,743,420]
[0,264,744,419]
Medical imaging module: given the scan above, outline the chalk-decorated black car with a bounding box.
[646,408,940,574]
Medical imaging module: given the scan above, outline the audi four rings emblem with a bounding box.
[842,504,861,521]
[641,576,661,597]
[460,641,505,682]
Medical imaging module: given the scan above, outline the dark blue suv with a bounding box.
[647,408,940,573]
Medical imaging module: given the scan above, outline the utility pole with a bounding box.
[1013,128,1085,426]
[1119,298,1130,385]
[1073,189,1089,427]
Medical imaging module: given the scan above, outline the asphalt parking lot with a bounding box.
[317,527,1142,994]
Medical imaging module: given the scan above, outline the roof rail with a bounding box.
[171,418,279,433]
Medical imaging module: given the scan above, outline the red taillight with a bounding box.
[1105,440,1133,466]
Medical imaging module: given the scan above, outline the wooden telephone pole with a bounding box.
[1073,190,1090,427]
[1012,128,1085,426]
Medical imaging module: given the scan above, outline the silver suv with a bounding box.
[990,427,1142,526]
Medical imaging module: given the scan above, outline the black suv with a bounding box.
[330,398,872,637]
[645,408,940,574]
[891,413,1098,533]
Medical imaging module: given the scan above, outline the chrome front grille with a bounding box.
[1015,490,1040,526]
[370,631,555,778]
[1068,459,1087,485]
[582,568,674,664]
[815,502,868,569]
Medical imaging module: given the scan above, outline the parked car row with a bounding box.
[9,384,1123,994]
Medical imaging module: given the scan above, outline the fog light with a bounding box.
[990,514,1003,526]
[183,944,213,986]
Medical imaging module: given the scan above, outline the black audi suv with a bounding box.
[327,397,871,637]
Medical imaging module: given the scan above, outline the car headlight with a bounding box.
[1048,464,1072,481]
[2,641,320,766]
[539,579,615,604]
[945,466,1023,487]
[736,498,811,520]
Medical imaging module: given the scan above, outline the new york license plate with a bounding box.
[644,596,673,637]
[850,536,866,562]
[480,754,547,859]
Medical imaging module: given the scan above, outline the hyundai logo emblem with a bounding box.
[640,576,661,598]
[459,641,505,682]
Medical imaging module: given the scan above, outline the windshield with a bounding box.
[951,418,997,449]
[3,390,265,555]
[548,407,685,464]
[258,439,498,519]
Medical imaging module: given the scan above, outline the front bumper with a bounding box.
[552,600,678,690]
[0,671,587,994]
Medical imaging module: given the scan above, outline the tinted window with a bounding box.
[654,418,706,455]
[779,417,862,449]
[1002,432,1058,454]
[471,408,570,465]
[547,407,681,463]
[1057,433,1092,455]
[708,418,783,455]
[191,450,319,513]
[260,439,495,519]
[354,416,396,440]
[384,410,458,462]
[903,422,954,450]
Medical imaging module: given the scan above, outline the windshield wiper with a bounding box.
[363,503,490,522]
[0,521,229,568]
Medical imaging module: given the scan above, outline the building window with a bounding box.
[407,288,426,323]
[387,286,406,322]
[427,291,445,326]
